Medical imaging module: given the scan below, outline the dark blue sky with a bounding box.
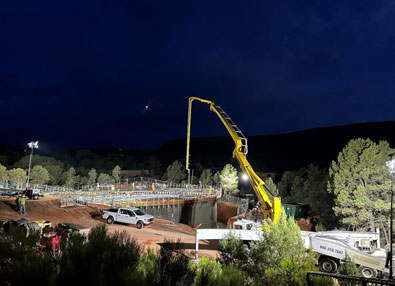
[1,1,394,150]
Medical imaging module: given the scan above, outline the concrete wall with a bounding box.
[140,199,217,228]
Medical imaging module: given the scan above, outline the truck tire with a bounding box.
[318,257,338,273]
[358,266,378,278]
[136,221,143,229]
[107,216,114,224]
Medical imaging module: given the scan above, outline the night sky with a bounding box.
[1,1,395,151]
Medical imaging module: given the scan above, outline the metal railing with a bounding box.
[56,187,221,207]
[219,194,249,216]
[307,272,395,286]
[0,177,220,194]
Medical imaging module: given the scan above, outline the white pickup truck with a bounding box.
[101,207,154,229]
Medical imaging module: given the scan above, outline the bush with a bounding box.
[217,233,249,269]
[0,225,56,285]
[248,214,317,285]
[218,213,317,285]
[57,224,141,286]
[193,257,245,286]
[337,253,359,277]
[153,240,196,286]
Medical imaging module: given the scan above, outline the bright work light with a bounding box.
[241,173,249,181]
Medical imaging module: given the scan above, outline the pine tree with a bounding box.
[87,168,97,185]
[219,164,238,194]
[328,138,394,232]
[63,167,77,189]
[163,161,186,183]
[0,163,8,182]
[199,169,213,186]
[8,168,27,189]
[112,165,121,184]
[264,178,278,196]
[30,165,50,185]
[249,213,316,285]
[97,173,111,184]
[337,253,359,276]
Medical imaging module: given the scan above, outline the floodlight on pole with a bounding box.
[386,159,395,279]
[26,141,39,189]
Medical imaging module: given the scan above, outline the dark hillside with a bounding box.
[155,121,395,173]
[1,121,394,174]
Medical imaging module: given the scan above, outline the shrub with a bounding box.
[337,253,359,277]
[193,257,245,286]
[217,233,249,269]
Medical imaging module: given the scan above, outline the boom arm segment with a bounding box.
[186,97,281,223]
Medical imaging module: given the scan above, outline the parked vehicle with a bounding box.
[195,227,392,278]
[24,188,43,200]
[0,189,19,196]
[3,218,51,236]
[101,207,154,229]
[301,230,390,279]
[56,222,90,236]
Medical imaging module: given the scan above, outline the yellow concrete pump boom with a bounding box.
[186,97,281,223]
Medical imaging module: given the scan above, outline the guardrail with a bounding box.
[306,271,395,286]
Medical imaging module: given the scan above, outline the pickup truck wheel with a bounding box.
[318,257,338,273]
[107,216,114,224]
[358,266,377,278]
[136,221,143,229]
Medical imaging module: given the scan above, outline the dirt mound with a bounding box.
[0,196,101,227]
[217,201,237,225]
[296,217,317,231]
[0,196,219,259]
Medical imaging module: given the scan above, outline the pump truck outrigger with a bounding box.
[186,97,281,223]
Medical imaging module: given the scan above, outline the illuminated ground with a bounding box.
[0,195,220,259]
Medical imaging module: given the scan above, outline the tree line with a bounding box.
[0,153,241,192]
[1,138,395,237]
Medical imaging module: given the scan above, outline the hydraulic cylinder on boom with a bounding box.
[186,97,281,223]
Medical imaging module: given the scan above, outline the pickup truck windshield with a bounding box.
[134,210,145,216]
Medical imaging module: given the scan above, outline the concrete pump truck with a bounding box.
[187,97,394,278]
[186,96,281,223]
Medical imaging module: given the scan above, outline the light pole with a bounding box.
[386,159,395,279]
[26,141,39,189]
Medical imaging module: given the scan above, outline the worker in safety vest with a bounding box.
[19,196,26,214]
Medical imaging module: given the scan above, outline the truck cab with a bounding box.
[24,188,42,200]
[102,207,154,229]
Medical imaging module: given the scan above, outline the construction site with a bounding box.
[1,97,394,284]
[0,178,246,260]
